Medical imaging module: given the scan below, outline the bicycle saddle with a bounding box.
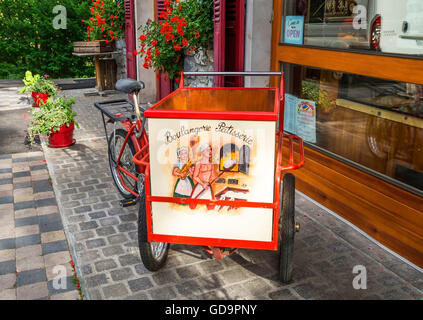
[115,78,145,94]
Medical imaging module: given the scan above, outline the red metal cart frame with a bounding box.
[133,71,304,252]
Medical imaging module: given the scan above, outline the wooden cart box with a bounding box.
[144,87,281,248]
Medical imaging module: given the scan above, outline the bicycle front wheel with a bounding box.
[108,129,138,199]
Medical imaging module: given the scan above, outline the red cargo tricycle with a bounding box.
[95,72,304,283]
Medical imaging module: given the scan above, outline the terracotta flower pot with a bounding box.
[48,122,76,148]
[32,92,49,108]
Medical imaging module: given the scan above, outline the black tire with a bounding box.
[108,129,138,199]
[279,173,296,283]
[138,190,169,271]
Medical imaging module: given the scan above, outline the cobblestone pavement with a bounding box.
[0,87,31,111]
[0,151,79,300]
[39,90,423,300]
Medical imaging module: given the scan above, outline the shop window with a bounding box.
[281,62,423,193]
[281,0,423,57]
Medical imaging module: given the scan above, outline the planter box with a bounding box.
[49,122,75,148]
[73,40,114,53]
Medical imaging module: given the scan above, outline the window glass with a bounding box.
[282,62,423,193]
[281,0,423,57]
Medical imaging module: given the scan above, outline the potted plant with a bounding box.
[20,71,59,107]
[135,0,213,81]
[74,0,125,53]
[27,97,79,148]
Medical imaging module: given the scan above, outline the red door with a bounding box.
[213,0,245,87]
[224,0,245,87]
[213,0,226,87]
[156,0,173,100]
[124,0,137,80]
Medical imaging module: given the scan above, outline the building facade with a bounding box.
[126,0,423,267]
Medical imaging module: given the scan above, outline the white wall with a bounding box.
[244,0,273,87]
[135,0,157,103]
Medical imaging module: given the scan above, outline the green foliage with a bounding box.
[302,79,333,113]
[83,0,125,42]
[28,96,79,144]
[137,0,213,80]
[20,71,58,96]
[0,0,95,79]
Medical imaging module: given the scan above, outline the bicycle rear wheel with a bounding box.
[108,129,138,199]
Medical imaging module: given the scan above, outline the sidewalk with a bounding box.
[0,152,80,300]
[40,90,422,300]
[0,87,422,300]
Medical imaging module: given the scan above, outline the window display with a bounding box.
[282,0,423,56]
[282,62,423,192]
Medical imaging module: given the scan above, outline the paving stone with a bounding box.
[102,245,124,257]
[107,233,127,244]
[50,290,80,300]
[15,208,37,219]
[16,255,44,272]
[0,273,16,290]
[47,276,77,296]
[0,238,15,250]
[128,277,153,292]
[118,254,141,267]
[36,206,59,216]
[17,282,48,300]
[149,286,178,300]
[0,259,16,275]
[152,269,179,286]
[85,273,109,288]
[0,225,15,240]
[102,283,130,299]
[94,259,118,272]
[15,225,39,238]
[44,251,71,267]
[16,269,46,287]
[0,289,16,300]
[14,201,36,211]
[79,221,98,231]
[15,234,41,248]
[0,196,13,204]
[99,217,119,226]
[88,211,107,219]
[42,240,69,255]
[78,250,101,262]
[39,213,63,233]
[86,238,106,249]
[110,267,134,281]
[176,265,202,279]
[36,198,57,208]
[45,263,73,281]
[32,180,53,193]
[0,249,15,262]
[41,230,66,244]
[13,182,31,189]
[74,230,95,241]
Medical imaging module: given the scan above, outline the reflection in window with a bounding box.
[282,0,423,56]
[282,62,423,192]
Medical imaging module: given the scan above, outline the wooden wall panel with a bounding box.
[284,144,423,267]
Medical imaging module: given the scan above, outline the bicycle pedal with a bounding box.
[119,198,138,208]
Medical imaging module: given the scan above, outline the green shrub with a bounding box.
[0,0,95,79]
